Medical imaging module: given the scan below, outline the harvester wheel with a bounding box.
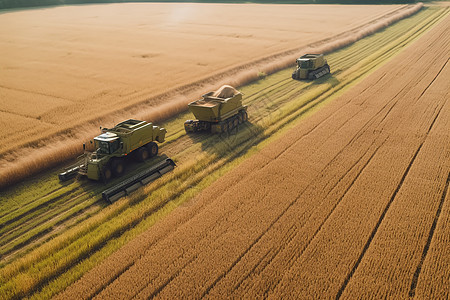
[242,111,248,122]
[233,117,239,128]
[102,166,112,182]
[112,159,125,177]
[227,120,233,131]
[147,142,158,157]
[222,123,228,133]
[137,147,149,162]
[238,113,243,124]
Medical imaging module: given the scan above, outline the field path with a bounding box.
[58,13,450,300]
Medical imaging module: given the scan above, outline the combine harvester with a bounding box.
[184,85,248,133]
[58,119,175,203]
[292,54,331,80]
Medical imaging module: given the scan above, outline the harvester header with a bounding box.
[59,119,167,182]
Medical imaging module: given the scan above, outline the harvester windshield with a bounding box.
[94,134,120,154]
[96,139,120,154]
[298,59,313,69]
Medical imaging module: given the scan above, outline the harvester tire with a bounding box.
[233,117,239,128]
[137,147,149,162]
[227,120,233,131]
[147,142,158,157]
[222,123,228,133]
[112,159,125,177]
[238,113,243,124]
[102,166,112,182]
[242,111,248,122]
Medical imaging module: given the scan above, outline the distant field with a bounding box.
[0,3,402,156]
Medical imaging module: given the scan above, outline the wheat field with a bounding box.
[0,3,421,189]
[0,3,447,299]
[58,11,450,299]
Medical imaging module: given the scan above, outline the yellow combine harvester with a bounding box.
[184,85,248,133]
[292,54,330,80]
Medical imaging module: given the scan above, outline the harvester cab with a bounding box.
[59,119,169,183]
[292,54,330,80]
[93,132,121,155]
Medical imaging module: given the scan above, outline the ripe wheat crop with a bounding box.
[1,5,446,299]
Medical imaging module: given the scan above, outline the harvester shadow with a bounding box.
[187,121,265,159]
[310,73,340,86]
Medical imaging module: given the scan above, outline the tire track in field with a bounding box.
[409,172,450,297]
[335,38,450,297]
[0,188,80,229]
[335,141,424,299]
[0,194,101,261]
[415,58,449,105]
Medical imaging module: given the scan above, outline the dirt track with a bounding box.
[58,11,450,300]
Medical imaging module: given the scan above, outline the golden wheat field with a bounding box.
[0,3,401,151]
[58,12,450,299]
[0,3,416,188]
[1,2,449,299]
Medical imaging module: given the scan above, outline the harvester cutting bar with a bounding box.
[58,165,83,182]
[102,158,176,203]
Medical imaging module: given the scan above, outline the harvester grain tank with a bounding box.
[59,119,168,182]
[292,54,330,80]
[184,85,248,133]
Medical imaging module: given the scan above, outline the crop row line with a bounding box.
[409,172,450,297]
[336,70,449,297]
